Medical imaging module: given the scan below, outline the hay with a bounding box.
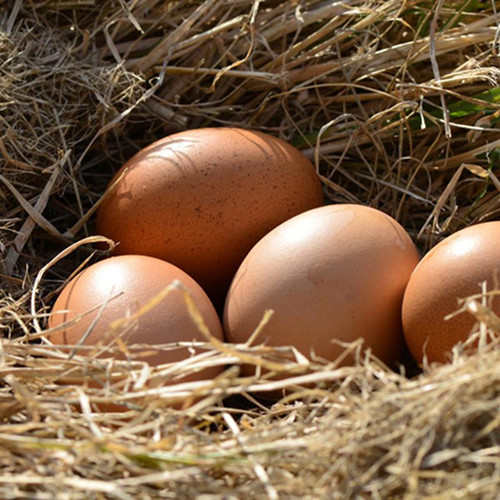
[1,0,500,498]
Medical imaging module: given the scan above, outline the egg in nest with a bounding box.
[402,221,500,364]
[224,204,420,370]
[48,255,224,382]
[96,128,323,306]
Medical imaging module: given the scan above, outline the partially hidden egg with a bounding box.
[48,255,224,382]
[96,128,323,307]
[402,221,500,365]
[223,204,420,369]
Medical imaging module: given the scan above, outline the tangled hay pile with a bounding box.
[1,0,500,498]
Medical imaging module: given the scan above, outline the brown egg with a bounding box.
[96,128,323,306]
[223,204,420,370]
[48,255,224,382]
[402,221,500,365]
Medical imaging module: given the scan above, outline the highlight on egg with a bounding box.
[96,127,324,307]
[223,204,420,371]
[402,221,500,365]
[48,254,224,383]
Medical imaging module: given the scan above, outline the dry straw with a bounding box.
[1,0,500,498]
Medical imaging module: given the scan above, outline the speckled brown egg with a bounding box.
[48,254,224,381]
[402,221,500,365]
[96,128,323,306]
[223,204,420,369]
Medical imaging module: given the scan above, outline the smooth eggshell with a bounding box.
[96,128,323,305]
[402,221,500,365]
[48,255,224,382]
[223,204,420,369]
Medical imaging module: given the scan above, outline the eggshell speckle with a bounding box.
[48,254,224,381]
[224,204,420,368]
[402,221,500,365]
[96,128,323,305]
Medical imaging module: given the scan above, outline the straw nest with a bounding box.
[1,1,500,498]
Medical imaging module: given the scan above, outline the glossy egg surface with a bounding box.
[96,128,323,304]
[402,221,500,364]
[48,254,224,379]
[224,204,420,368]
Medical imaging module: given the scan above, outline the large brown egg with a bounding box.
[223,204,420,369]
[48,255,224,382]
[96,128,323,306]
[402,221,500,365]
